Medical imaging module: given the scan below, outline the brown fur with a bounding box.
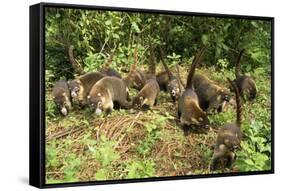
[68,72,105,106]
[193,74,231,113]
[52,80,72,116]
[211,78,243,171]
[132,79,160,110]
[87,76,131,115]
[177,46,209,135]
[233,49,257,100]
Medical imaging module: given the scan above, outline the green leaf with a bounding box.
[131,22,140,33]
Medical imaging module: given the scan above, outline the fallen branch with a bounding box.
[46,127,84,141]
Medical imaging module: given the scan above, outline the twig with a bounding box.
[46,127,83,141]
[114,112,142,149]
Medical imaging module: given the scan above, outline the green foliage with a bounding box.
[45,8,271,85]
[46,141,59,169]
[63,153,82,182]
[85,135,120,180]
[125,160,155,179]
[167,52,181,67]
[137,112,168,156]
[89,135,120,166]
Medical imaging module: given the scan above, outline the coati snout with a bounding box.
[52,80,72,116]
[54,92,72,116]
[87,94,106,115]
[68,72,105,106]
[68,80,81,99]
[167,79,181,102]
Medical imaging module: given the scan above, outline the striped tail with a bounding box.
[235,49,245,78]
[227,78,242,127]
[186,45,206,89]
[159,47,173,81]
[68,45,85,75]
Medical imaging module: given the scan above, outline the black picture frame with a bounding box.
[30,2,274,189]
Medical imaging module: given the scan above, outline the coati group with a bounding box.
[52,45,257,171]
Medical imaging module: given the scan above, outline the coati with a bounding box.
[233,49,257,100]
[156,71,170,91]
[132,79,160,110]
[192,74,209,89]
[68,72,105,106]
[157,48,184,102]
[211,78,243,171]
[129,44,157,90]
[193,74,231,113]
[87,63,137,115]
[177,46,209,135]
[52,80,72,116]
[100,50,122,79]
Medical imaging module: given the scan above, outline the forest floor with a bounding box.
[45,65,272,184]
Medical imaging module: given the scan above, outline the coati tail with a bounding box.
[176,64,185,88]
[68,45,85,75]
[103,46,119,71]
[235,49,245,78]
[185,45,206,89]
[159,47,173,80]
[227,78,242,127]
[148,38,156,75]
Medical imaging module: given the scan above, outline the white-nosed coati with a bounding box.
[52,80,72,116]
[211,78,243,171]
[100,50,122,79]
[177,46,209,135]
[132,79,160,110]
[68,72,105,106]
[193,73,231,113]
[87,63,137,115]
[233,49,257,101]
[132,42,160,110]
[157,48,184,102]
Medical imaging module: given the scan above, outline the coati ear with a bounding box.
[139,96,143,100]
[199,117,203,122]
[62,92,67,97]
[87,95,90,100]
[97,93,101,97]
